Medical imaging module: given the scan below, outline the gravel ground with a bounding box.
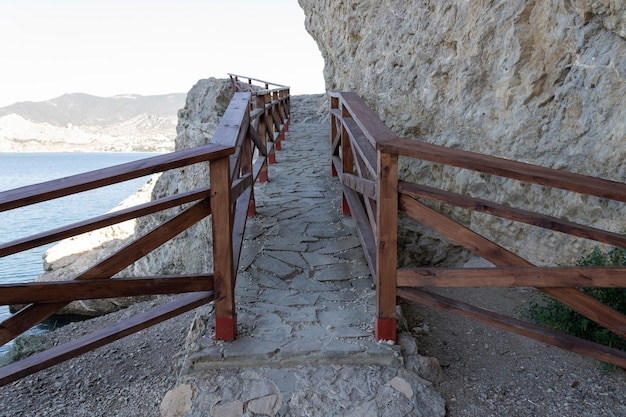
[401,286,626,417]
[0,296,194,417]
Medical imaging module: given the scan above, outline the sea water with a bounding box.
[0,152,158,355]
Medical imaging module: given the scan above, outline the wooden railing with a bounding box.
[330,91,626,368]
[229,73,291,175]
[0,78,290,385]
[228,73,290,92]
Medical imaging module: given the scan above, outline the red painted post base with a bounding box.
[342,196,351,216]
[259,170,268,183]
[375,317,397,342]
[284,121,289,132]
[275,139,282,151]
[215,315,237,341]
[269,153,276,164]
[248,199,256,217]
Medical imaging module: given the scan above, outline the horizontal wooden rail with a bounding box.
[0,275,214,305]
[382,137,626,204]
[399,181,626,249]
[0,144,233,212]
[0,292,213,386]
[228,73,289,90]
[399,288,626,369]
[397,267,626,288]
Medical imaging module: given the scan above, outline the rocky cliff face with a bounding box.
[299,0,626,265]
[33,79,233,315]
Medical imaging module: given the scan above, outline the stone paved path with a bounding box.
[161,120,445,417]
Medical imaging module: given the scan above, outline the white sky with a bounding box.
[0,0,326,107]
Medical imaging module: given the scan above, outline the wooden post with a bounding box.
[266,93,277,165]
[330,96,339,178]
[341,104,353,216]
[284,89,290,132]
[257,94,269,183]
[243,124,256,216]
[211,156,236,340]
[375,148,398,342]
[273,91,282,151]
[278,89,288,137]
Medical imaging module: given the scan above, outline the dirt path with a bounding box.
[401,285,626,416]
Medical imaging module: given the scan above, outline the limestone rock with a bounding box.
[160,384,195,417]
[389,376,414,400]
[299,0,626,265]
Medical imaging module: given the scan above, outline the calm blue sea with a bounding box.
[0,152,158,355]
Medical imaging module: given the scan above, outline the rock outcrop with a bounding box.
[31,79,233,315]
[299,0,626,265]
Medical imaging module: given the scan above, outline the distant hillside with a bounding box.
[0,93,186,152]
[0,93,186,126]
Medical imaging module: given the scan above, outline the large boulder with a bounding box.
[299,0,626,265]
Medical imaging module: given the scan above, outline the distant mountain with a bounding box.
[0,93,186,126]
[0,93,186,152]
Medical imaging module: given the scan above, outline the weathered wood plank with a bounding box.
[250,108,264,120]
[210,92,251,148]
[232,187,252,273]
[0,275,213,305]
[344,117,377,178]
[382,137,626,203]
[399,181,626,249]
[230,174,252,202]
[0,144,233,213]
[248,124,268,156]
[332,156,343,182]
[342,185,377,277]
[342,173,377,201]
[399,194,626,340]
[399,194,523,265]
[0,198,212,346]
[398,287,626,369]
[397,267,626,288]
[0,292,213,386]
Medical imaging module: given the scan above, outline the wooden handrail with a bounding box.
[228,73,289,91]
[0,291,214,386]
[0,275,214,304]
[380,137,626,204]
[0,143,233,212]
[329,91,626,368]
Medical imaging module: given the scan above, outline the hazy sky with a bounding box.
[0,0,326,107]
